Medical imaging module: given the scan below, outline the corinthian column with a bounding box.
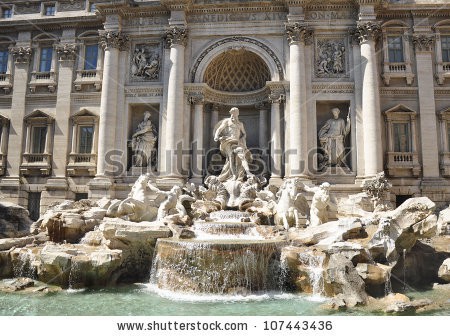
[93,31,128,190]
[285,22,312,178]
[356,21,383,177]
[189,93,204,184]
[269,93,284,183]
[163,26,187,181]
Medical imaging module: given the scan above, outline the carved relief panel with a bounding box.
[314,37,348,79]
[130,43,162,81]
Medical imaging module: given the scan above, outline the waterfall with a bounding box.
[384,268,392,296]
[298,251,325,298]
[150,239,286,294]
[13,249,37,279]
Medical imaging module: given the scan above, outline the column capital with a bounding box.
[164,26,188,47]
[54,43,78,61]
[189,93,204,105]
[355,21,381,44]
[9,46,32,63]
[268,92,285,104]
[412,34,435,52]
[255,102,270,110]
[285,22,313,45]
[99,30,129,51]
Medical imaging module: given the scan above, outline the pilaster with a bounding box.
[413,32,440,178]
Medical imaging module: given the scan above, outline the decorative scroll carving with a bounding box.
[55,43,78,61]
[9,46,32,63]
[315,39,347,78]
[99,31,129,51]
[255,101,270,110]
[285,22,314,45]
[59,0,85,11]
[189,93,205,105]
[131,44,161,80]
[191,36,284,82]
[355,21,381,44]
[164,26,188,47]
[412,34,435,52]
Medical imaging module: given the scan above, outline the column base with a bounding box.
[88,176,113,200]
[268,176,283,187]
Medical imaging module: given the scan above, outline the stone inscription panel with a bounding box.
[305,11,356,21]
[188,12,287,24]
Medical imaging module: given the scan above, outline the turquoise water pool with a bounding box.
[0,284,448,316]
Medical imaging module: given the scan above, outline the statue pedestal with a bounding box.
[316,166,356,184]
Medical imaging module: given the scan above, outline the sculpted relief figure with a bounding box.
[318,107,350,169]
[131,112,157,167]
[274,178,309,230]
[131,46,160,80]
[214,107,253,182]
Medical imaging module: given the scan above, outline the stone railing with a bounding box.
[20,153,51,175]
[67,153,97,176]
[382,62,414,85]
[386,151,420,177]
[29,71,57,93]
[436,62,450,85]
[0,73,12,93]
[74,69,102,91]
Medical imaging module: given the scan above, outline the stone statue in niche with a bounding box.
[131,112,157,167]
[213,107,253,182]
[130,45,160,80]
[316,39,346,77]
[318,107,350,170]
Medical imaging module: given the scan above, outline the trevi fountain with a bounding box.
[0,108,449,316]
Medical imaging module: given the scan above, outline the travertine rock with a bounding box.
[356,263,391,285]
[438,258,450,282]
[288,218,366,247]
[0,201,33,238]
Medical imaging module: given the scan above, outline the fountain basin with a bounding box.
[193,221,257,236]
[151,238,287,294]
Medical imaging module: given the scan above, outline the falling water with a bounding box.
[402,248,407,291]
[384,268,392,296]
[150,239,286,294]
[298,251,325,298]
[12,249,38,279]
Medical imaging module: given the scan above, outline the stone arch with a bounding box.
[191,37,284,83]
[381,20,409,28]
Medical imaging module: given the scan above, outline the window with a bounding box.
[2,8,12,18]
[384,104,420,177]
[393,123,410,152]
[381,22,414,86]
[44,4,56,16]
[31,126,47,154]
[39,47,52,72]
[79,126,94,153]
[0,50,7,74]
[388,36,404,63]
[84,44,98,70]
[442,36,450,63]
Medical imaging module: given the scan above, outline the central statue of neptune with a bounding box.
[213,107,253,182]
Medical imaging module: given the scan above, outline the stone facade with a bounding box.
[0,0,450,218]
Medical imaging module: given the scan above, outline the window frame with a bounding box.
[1,6,13,19]
[381,22,414,86]
[42,2,57,16]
